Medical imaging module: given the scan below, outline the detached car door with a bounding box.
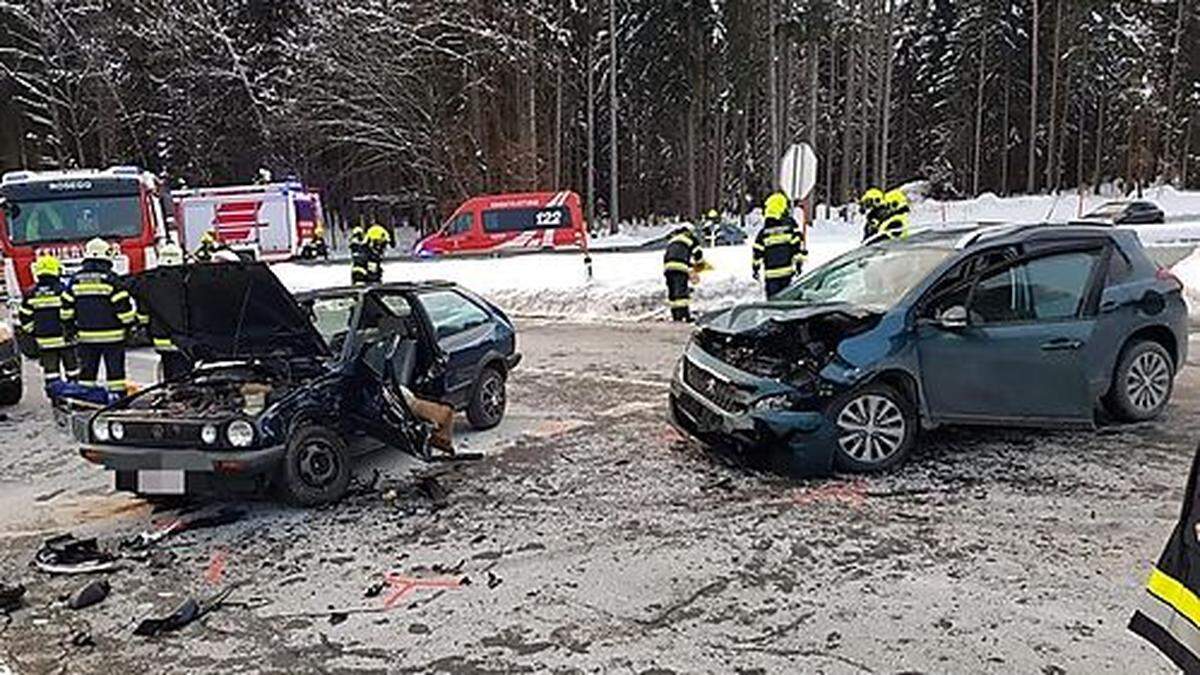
[416,289,497,408]
[917,246,1106,424]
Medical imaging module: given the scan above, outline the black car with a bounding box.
[0,321,21,405]
[1081,200,1165,225]
[74,262,520,505]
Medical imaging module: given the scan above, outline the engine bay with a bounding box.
[696,310,880,381]
[114,361,321,419]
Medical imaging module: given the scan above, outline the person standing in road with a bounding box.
[858,188,887,241]
[349,224,368,284]
[141,242,193,381]
[753,192,807,299]
[364,224,390,284]
[877,188,911,240]
[662,225,704,322]
[70,238,136,395]
[18,254,79,385]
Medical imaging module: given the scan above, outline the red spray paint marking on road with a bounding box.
[382,572,465,609]
[205,549,228,586]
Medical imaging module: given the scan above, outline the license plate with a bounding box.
[135,470,186,495]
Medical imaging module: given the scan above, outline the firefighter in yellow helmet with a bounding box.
[349,224,368,284]
[662,225,704,321]
[877,188,910,240]
[362,224,390,284]
[194,229,220,262]
[69,238,136,394]
[753,192,806,298]
[18,254,79,385]
[858,187,887,241]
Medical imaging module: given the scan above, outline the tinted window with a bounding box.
[482,206,569,233]
[419,290,490,339]
[969,250,1101,324]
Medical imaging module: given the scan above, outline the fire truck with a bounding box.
[172,181,326,262]
[0,166,169,301]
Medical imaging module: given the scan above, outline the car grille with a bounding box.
[683,359,745,414]
[111,420,206,447]
[675,391,724,432]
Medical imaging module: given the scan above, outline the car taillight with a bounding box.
[1157,267,1183,289]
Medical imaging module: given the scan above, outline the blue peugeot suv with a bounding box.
[669,224,1189,475]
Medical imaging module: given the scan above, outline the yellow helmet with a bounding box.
[764,192,789,220]
[158,242,184,267]
[859,188,884,207]
[350,225,365,243]
[706,209,719,219]
[33,254,61,278]
[366,224,390,244]
[884,188,908,208]
[200,229,217,245]
[84,237,112,260]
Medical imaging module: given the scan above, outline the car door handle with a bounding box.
[1041,338,1083,351]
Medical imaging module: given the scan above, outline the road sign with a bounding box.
[778,143,818,203]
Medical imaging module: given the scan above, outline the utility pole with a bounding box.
[586,0,596,233]
[608,0,619,234]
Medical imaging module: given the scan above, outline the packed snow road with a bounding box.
[0,320,1197,673]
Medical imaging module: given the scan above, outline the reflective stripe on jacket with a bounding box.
[753,217,805,279]
[18,276,74,349]
[663,231,703,273]
[69,260,134,344]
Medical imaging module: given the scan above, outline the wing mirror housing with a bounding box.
[936,305,968,330]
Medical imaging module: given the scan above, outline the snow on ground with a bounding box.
[276,189,1200,322]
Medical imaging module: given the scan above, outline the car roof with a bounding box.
[295,280,458,300]
[868,223,1132,252]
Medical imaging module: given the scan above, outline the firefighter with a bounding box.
[877,188,910,240]
[70,238,137,394]
[753,192,806,299]
[858,188,887,241]
[195,229,219,262]
[363,224,390,283]
[18,254,79,385]
[144,242,192,381]
[703,208,721,245]
[662,225,703,322]
[349,224,368,284]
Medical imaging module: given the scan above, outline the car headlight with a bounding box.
[91,417,111,442]
[200,424,218,445]
[753,394,794,412]
[110,421,125,441]
[226,420,255,448]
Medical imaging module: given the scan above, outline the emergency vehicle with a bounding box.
[0,166,169,300]
[173,181,326,261]
[413,191,587,257]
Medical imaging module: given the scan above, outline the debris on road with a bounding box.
[0,583,26,613]
[67,580,110,610]
[133,586,235,637]
[34,534,119,575]
[121,506,247,551]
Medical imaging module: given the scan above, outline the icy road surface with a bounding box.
[0,320,1196,673]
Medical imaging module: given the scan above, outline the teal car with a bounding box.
[670,224,1188,475]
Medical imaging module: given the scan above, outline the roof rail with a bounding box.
[954,222,1063,249]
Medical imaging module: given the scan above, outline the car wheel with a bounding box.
[277,425,350,507]
[1106,340,1174,422]
[467,366,506,430]
[0,378,22,406]
[830,383,916,473]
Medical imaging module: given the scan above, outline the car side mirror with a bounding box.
[937,306,968,330]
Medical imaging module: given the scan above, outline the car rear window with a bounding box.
[482,206,569,233]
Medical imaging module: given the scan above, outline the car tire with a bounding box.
[277,425,351,507]
[0,378,22,406]
[1105,340,1174,422]
[830,383,916,473]
[467,366,506,430]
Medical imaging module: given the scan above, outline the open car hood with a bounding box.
[132,262,330,362]
[699,302,875,336]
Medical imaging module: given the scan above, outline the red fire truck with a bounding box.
[0,166,169,299]
[413,191,588,257]
[172,181,326,261]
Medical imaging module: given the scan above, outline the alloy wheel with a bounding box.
[836,393,907,465]
[481,374,505,421]
[1126,351,1171,413]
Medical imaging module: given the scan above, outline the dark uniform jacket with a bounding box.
[753,216,806,279]
[663,229,703,273]
[68,259,136,344]
[1130,444,1200,672]
[363,243,384,282]
[18,276,74,350]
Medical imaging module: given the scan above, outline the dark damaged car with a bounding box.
[74,262,519,505]
[670,224,1188,475]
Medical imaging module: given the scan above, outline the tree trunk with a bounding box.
[686,5,698,219]
[1164,0,1187,181]
[973,35,986,196]
[1001,67,1011,195]
[1093,95,1104,188]
[586,0,596,231]
[1043,0,1062,191]
[608,0,619,234]
[554,27,563,189]
[878,0,894,187]
[840,33,855,203]
[767,0,779,172]
[1027,0,1040,194]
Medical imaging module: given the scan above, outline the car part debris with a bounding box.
[486,571,503,589]
[68,579,110,610]
[133,586,235,637]
[34,535,119,575]
[329,612,348,626]
[364,582,385,598]
[0,583,26,612]
[69,630,95,648]
[418,477,449,509]
[121,506,247,551]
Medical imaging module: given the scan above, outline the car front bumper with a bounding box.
[667,354,838,476]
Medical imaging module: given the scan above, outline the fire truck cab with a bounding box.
[0,166,168,301]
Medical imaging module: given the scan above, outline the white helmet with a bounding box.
[84,237,112,260]
[158,242,184,267]
[212,249,241,263]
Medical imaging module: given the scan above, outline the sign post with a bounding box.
[778,142,818,242]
